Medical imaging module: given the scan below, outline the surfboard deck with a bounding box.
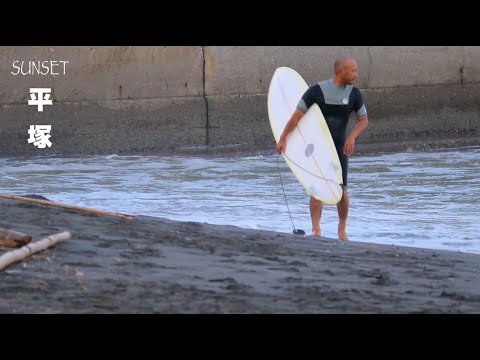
[268,67,343,205]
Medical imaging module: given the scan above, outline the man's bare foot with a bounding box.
[311,228,321,236]
[338,229,348,241]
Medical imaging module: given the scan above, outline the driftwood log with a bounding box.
[0,193,135,220]
[0,228,32,248]
[0,231,71,270]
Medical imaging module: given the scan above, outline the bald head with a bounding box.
[333,56,358,85]
[334,56,355,73]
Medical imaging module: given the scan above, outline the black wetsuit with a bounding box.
[297,79,367,187]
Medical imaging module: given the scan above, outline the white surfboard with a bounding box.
[268,67,343,205]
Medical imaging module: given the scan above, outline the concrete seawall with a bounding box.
[1,46,479,157]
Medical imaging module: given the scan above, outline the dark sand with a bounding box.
[1,196,480,314]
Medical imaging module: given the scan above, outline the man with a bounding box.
[276,56,369,240]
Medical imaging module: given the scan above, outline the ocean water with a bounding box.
[1,146,478,254]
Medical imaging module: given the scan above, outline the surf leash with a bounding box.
[276,153,305,235]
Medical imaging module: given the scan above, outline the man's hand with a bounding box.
[277,138,286,154]
[343,134,356,156]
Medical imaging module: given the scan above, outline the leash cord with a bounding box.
[276,152,298,232]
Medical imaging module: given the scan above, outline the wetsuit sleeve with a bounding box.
[352,87,367,117]
[297,85,317,113]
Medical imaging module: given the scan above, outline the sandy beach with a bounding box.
[1,195,480,314]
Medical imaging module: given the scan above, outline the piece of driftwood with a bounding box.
[0,228,32,248]
[0,231,71,271]
[0,193,135,220]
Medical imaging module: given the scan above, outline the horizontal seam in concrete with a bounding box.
[362,83,478,90]
[0,95,207,107]
[204,83,480,97]
[2,83,479,107]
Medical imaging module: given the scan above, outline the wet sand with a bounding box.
[1,196,480,313]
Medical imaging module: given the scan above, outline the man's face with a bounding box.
[341,60,358,85]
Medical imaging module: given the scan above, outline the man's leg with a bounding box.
[309,196,323,236]
[337,187,349,240]
[336,144,349,240]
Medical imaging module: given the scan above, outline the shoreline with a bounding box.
[1,196,480,313]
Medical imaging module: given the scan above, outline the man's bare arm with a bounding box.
[276,108,305,154]
[343,115,368,156]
